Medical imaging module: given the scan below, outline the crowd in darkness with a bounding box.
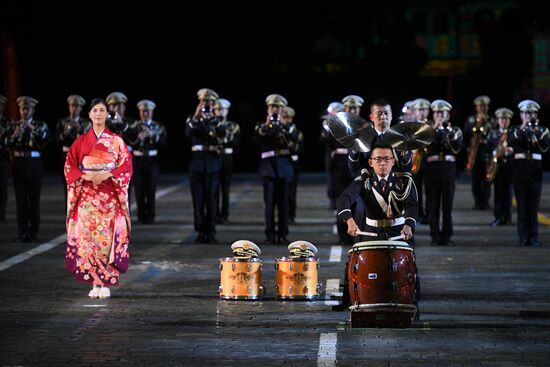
[2,0,550,172]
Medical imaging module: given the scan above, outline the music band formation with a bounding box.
[0,91,547,323]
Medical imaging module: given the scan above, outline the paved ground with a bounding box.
[1,173,550,366]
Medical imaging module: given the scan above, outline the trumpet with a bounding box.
[485,129,508,182]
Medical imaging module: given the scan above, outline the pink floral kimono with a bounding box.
[64,128,132,286]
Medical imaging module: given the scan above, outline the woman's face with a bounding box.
[89,102,109,126]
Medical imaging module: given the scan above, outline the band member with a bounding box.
[342,95,365,177]
[335,142,419,310]
[0,95,10,222]
[398,100,415,123]
[426,99,463,246]
[186,88,225,244]
[283,106,302,224]
[3,96,50,242]
[508,100,550,246]
[253,94,298,245]
[348,98,411,177]
[214,98,240,224]
[486,108,514,227]
[127,99,167,224]
[320,101,344,210]
[464,95,493,210]
[411,98,432,224]
[106,91,134,141]
[55,95,91,201]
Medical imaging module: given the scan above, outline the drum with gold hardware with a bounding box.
[219,257,264,300]
[219,240,264,300]
[275,241,320,300]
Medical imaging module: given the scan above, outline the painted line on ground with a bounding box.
[324,278,340,306]
[0,182,184,272]
[317,332,337,367]
[329,246,342,262]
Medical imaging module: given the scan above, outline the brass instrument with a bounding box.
[485,129,508,182]
[411,148,426,174]
[466,115,488,172]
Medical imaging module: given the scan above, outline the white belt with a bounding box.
[192,145,218,152]
[13,151,41,158]
[366,217,405,227]
[261,150,276,159]
[291,155,299,161]
[223,148,233,154]
[334,148,348,155]
[514,153,542,160]
[62,146,70,153]
[133,149,158,157]
[427,155,456,162]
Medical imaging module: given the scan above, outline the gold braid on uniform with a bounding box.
[446,127,463,154]
[232,247,260,258]
[289,248,316,259]
[535,127,549,153]
[388,172,417,217]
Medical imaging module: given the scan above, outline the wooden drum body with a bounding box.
[219,257,264,300]
[347,241,417,327]
[275,257,320,300]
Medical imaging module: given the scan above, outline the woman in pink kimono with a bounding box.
[64,98,132,299]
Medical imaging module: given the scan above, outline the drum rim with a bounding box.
[349,303,417,312]
[276,256,318,262]
[353,240,410,247]
[220,257,262,262]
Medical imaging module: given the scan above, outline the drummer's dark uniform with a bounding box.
[336,169,419,309]
[425,125,463,245]
[253,121,298,243]
[337,170,418,245]
[289,129,304,223]
[507,124,550,246]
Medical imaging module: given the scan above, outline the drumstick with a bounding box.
[389,234,405,241]
[356,230,378,237]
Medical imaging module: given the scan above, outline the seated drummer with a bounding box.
[337,142,418,246]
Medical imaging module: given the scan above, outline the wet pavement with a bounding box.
[1,173,550,366]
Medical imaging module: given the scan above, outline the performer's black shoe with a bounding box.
[194,233,207,244]
[491,219,501,227]
[207,234,218,244]
[441,239,455,246]
[14,234,29,243]
[29,236,39,244]
[265,237,276,245]
[531,239,541,247]
[516,238,528,247]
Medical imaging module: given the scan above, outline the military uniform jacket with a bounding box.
[107,116,135,145]
[219,120,240,172]
[486,128,513,168]
[186,116,226,173]
[3,119,50,153]
[464,116,492,165]
[507,124,550,181]
[126,119,167,153]
[337,170,418,229]
[253,121,298,178]
[0,116,10,155]
[425,125,463,181]
[56,117,92,150]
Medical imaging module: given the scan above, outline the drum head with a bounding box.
[349,240,412,253]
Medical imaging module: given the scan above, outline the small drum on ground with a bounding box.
[219,257,264,300]
[275,257,320,300]
[347,240,417,327]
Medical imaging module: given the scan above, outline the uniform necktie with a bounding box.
[379,178,387,193]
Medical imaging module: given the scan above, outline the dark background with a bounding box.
[2,0,550,173]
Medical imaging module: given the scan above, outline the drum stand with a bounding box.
[350,303,417,328]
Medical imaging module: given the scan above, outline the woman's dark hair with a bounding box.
[89,98,108,112]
